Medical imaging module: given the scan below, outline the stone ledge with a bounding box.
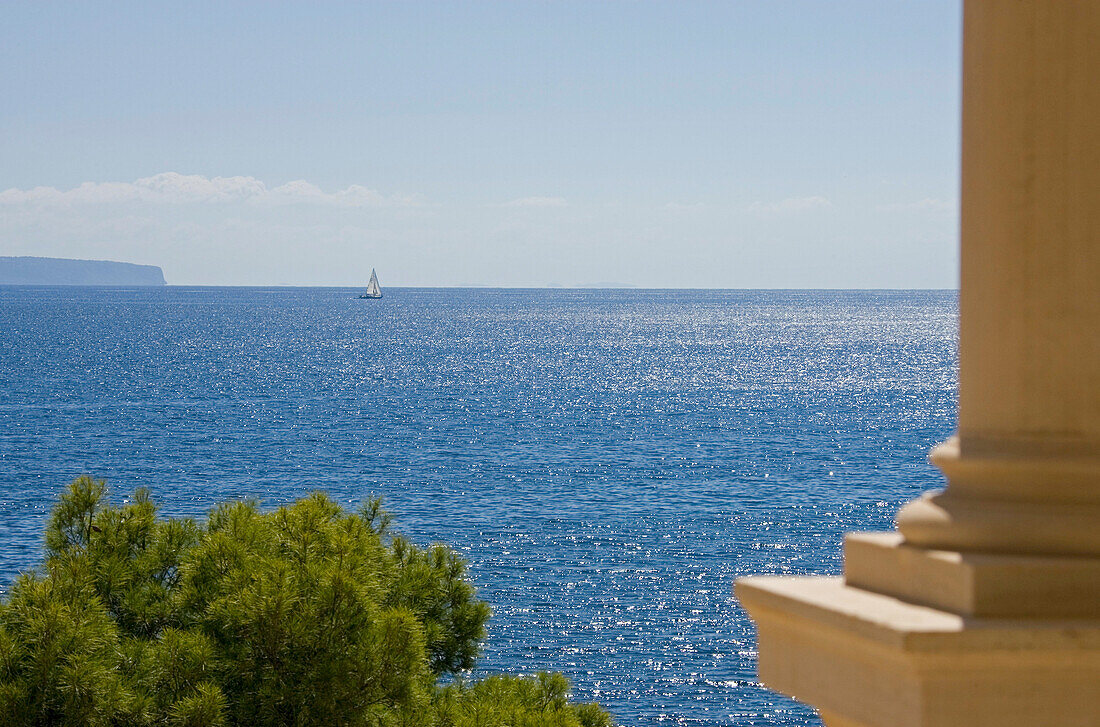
[843,532,1100,618]
[735,575,1100,727]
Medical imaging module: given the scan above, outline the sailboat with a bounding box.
[358,269,383,299]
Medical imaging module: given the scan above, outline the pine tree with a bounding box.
[0,477,612,727]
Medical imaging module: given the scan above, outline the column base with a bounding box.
[735,576,1100,727]
[896,439,1100,557]
[844,532,1100,618]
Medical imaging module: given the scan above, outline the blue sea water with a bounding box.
[0,287,957,726]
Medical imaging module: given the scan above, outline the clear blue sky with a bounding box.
[0,1,961,287]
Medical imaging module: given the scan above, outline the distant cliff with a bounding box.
[0,257,166,286]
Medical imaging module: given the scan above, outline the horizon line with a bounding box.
[0,283,960,292]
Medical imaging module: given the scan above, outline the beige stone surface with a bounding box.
[955,1,1100,459]
[737,576,1100,727]
[817,713,871,727]
[898,437,1100,556]
[843,532,1100,618]
[896,0,1100,557]
[736,3,1100,724]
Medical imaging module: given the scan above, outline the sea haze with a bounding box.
[0,287,957,727]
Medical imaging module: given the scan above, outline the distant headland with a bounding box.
[0,256,166,286]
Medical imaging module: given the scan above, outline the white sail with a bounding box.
[364,269,382,298]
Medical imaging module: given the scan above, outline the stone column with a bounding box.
[897,0,1100,558]
[735,3,1100,726]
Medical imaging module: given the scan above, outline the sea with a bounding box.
[0,287,957,726]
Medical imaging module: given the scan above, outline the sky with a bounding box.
[0,1,961,288]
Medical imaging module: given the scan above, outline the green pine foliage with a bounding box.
[0,476,613,727]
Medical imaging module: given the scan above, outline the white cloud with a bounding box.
[0,172,411,207]
[876,198,956,212]
[503,196,568,208]
[664,202,706,212]
[747,195,832,214]
[138,173,267,202]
